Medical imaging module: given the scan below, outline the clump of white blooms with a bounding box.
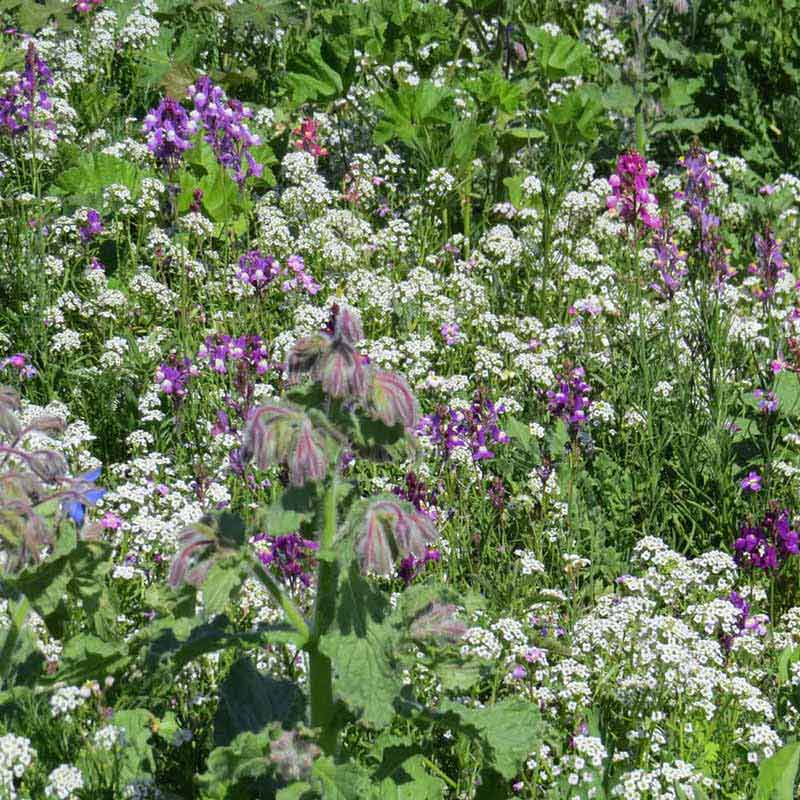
[0,734,36,800]
[45,764,84,799]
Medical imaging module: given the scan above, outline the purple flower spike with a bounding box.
[142,97,197,169]
[606,150,660,231]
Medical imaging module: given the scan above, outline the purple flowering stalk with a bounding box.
[188,76,263,186]
[546,367,592,431]
[252,532,319,590]
[676,145,735,286]
[236,251,319,297]
[749,225,787,304]
[0,43,54,140]
[417,390,509,463]
[142,97,197,170]
[649,219,687,300]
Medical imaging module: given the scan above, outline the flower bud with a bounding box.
[269,730,321,782]
[320,343,367,399]
[287,418,328,487]
[241,403,300,470]
[333,305,364,345]
[286,333,331,384]
[367,370,418,429]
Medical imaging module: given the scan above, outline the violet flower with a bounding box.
[734,506,799,572]
[0,43,54,139]
[546,367,592,430]
[142,97,197,169]
[749,226,787,303]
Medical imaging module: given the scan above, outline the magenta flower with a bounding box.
[606,150,661,231]
[142,97,197,169]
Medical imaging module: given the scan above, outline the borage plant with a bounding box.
[169,306,544,797]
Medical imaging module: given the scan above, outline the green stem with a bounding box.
[250,558,309,644]
[307,475,340,754]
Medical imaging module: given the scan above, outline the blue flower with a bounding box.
[64,467,106,528]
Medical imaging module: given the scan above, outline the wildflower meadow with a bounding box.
[4,0,800,797]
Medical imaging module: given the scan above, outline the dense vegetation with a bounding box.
[3,0,800,797]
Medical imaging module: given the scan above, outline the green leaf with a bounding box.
[199,730,276,800]
[775,371,800,417]
[53,634,130,685]
[54,153,142,206]
[202,558,246,618]
[372,734,446,799]
[439,698,544,779]
[286,38,343,106]
[755,742,800,800]
[214,658,305,746]
[112,709,156,785]
[319,567,398,728]
[312,757,373,798]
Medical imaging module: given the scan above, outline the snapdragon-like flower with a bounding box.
[74,0,103,12]
[546,367,592,430]
[253,532,318,588]
[78,209,104,244]
[0,43,54,139]
[156,356,197,400]
[236,250,280,293]
[740,471,762,493]
[188,76,263,186]
[676,144,735,285]
[734,506,799,571]
[197,334,270,377]
[606,150,660,230]
[1,352,36,380]
[749,226,787,303]
[754,389,779,414]
[293,117,328,158]
[142,97,197,169]
[418,390,509,462]
[440,322,462,346]
[650,221,687,299]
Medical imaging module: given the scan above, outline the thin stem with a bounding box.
[250,557,310,644]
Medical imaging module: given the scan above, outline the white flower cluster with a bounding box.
[45,764,84,800]
[0,734,36,800]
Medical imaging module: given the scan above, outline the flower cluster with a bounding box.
[197,334,271,378]
[417,390,509,462]
[156,355,197,400]
[0,43,54,139]
[293,117,328,158]
[188,76,263,185]
[546,366,592,430]
[734,507,800,571]
[649,222,687,299]
[677,145,735,284]
[142,97,197,169]
[236,250,280,293]
[606,150,660,230]
[393,470,441,520]
[253,532,318,589]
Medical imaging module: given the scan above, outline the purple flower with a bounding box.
[650,222,687,299]
[734,506,799,572]
[188,76,262,186]
[440,322,461,346]
[676,145,735,286]
[253,532,318,589]
[237,250,280,293]
[754,389,779,414]
[156,356,197,400]
[417,390,509,463]
[78,209,104,244]
[0,43,55,139]
[546,367,592,430]
[740,471,762,493]
[749,226,787,303]
[142,97,197,169]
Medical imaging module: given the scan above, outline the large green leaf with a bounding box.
[311,757,373,798]
[214,658,305,746]
[286,38,343,106]
[755,742,800,800]
[54,153,142,206]
[53,634,130,685]
[439,698,544,780]
[112,709,157,785]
